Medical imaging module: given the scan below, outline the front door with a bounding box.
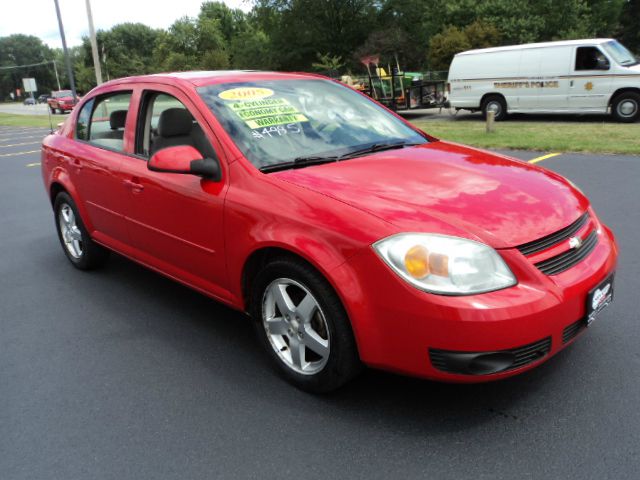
[568,46,613,112]
[120,86,229,297]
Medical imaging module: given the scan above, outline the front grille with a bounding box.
[516,212,589,256]
[429,337,551,375]
[534,230,598,275]
[562,319,586,344]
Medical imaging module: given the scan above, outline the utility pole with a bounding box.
[52,60,61,91]
[85,0,103,85]
[53,0,78,102]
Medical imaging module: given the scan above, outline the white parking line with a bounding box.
[0,141,42,148]
[0,150,40,158]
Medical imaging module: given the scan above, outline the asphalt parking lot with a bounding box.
[1,125,638,479]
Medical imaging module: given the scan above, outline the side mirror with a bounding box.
[596,56,610,70]
[148,145,221,181]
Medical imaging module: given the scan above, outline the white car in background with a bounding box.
[447,38,640,122]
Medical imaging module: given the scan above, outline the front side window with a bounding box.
[197,80,426,169]
[87,91,133,152]
[136,92,216,159]
[575,47,610,71]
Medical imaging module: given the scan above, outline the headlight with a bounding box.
[373,233,516,295]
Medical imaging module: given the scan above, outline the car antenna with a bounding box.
[47,103,54,134]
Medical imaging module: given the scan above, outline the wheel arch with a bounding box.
[47,173,94,232]
[241,246,338,313]
[609,87,640,106]
[480,92,507,109]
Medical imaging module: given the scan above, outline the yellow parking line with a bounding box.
[26,162,41,167]
[529,152,561,164]
[0,150,40,157]
[0,141,41,148]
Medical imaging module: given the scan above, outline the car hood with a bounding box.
[272,141,588,248]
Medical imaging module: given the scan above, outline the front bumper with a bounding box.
[331,223,618,382]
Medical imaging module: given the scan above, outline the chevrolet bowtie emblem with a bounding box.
[569,236,583,249]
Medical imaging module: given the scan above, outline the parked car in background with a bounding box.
[41,71,617,392]
[23,97,36,105]
[47,90,78,114]
[37,94,50,104]
[448,38,640,122]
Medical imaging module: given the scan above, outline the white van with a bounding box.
[447,39,640,122]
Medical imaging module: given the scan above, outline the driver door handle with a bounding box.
[123,178,144,194]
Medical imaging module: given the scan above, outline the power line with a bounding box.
[0,60,59,71]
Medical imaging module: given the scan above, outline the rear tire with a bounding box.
[611,92,640,123]
[53,192,109,270]
[482,95,508,121]
[49,106,55,114]
[249,257,362,393]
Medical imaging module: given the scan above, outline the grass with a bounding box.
[1,110,638,155]
[0,112,67,128]
[411,119,640,155]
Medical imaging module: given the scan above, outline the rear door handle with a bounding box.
[123,179,144,194]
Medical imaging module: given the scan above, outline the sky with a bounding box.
[0,0,251,49]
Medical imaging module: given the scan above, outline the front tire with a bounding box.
[249,257,361,393]
[611,92,640,123]
[54,192,109,270]
[482,95,508,121]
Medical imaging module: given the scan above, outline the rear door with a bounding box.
[119,84,230,297]
[70,90,133,243]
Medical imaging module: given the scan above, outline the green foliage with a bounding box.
[428,20,501,70]
[0,0,637,91]
[0,34,58,99]
[312,53,345,72]
[619,0,640,54]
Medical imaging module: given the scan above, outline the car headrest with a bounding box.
[158,108,193,137]
[109,110,127,130]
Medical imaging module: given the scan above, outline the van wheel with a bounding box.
[249,257,362,393]
[612,92,640,123]
[482,95,507,121]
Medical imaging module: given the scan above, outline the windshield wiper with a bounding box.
[339,141,422,160]
[260,155,339,173]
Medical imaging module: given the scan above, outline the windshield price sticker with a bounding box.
[222,94,309,132]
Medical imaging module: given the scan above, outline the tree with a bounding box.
[0,34,58,99]
[619,0,640,53]
[253,0,379,70]
[428,26,471,71]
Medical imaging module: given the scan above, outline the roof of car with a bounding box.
[456,38,615,56]
[104,70,324,89]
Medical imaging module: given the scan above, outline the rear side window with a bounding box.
[84,91,133,152]
[76,98,94,141]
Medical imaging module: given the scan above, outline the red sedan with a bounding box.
[41,71,617,392]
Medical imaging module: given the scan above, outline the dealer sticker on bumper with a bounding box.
[586,274,614,325]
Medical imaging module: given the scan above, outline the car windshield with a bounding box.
[54,90,72,98]
[602,40,638,66]
[197,79,427,169]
